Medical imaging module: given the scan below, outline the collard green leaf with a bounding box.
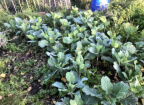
[99,16,107,23]
[101,101,111,105]
[56,97,70,105]
[123,44,136,54]
[101,56,114,63]
[46,13,52,17]
[101,76,113,94]
[63,37,73,44]
[82,86,102,99]
[66,72,75,84]
[111,81,129,99]
[15,17,23,24]
[38,40,48,48]
[26,35,35,40]
[70,95,83,105]
[84,53,95,60]
[52,82,65,90]
[98,24,104,30]
[4,23,11,28]
[71,71,80,83]
[76,55,84,65]
[41,70,57,85]
[119,92,137,105]
[113,62,124,79]
[58,52,65,63]
[76,78,88,88]
[82,94,98,105]
[73,18,83,24]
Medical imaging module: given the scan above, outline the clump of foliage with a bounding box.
[1,5,144,105]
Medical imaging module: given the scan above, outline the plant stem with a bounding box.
[97,57,99,66]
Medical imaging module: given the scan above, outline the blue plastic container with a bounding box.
[91,0,110,12]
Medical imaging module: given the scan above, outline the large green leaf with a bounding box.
[113,62,124,79]
[66,72,75,84]
[38,40,48,48]
[76,55,84,65]
[99,16,107,23]
[101,56,114,63]
[58,52,65,63]
[41,70,57,85]
[76,77,88,88]
[111,82,129,99]
[119,92,137,105]
[82,86,102,99]
[101,76,113,94]
[56,97,70,105]
[63,37,73,44]
[52,82,65,91]
[82,94,98,105]
[70,95,83,105]
[26,35,35,40]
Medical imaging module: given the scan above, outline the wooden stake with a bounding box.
[11,0,17,13]
[54,0,56,7]
[43,0,45,11]
[33,0,37,11]
[3,0,9,14]
[36,0,40,11]
[26,0,29,9]
[60,0,62,7]
[49,0,51,8]
[19,0,23,12]
[64,0,67,8]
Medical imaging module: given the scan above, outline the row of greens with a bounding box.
[2,7,144,105]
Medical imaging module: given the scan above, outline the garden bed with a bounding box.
[0,0,144,104]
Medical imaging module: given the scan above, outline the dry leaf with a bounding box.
[61,77,67,83]
[27,87,32,91]
[0,73,6,78]
[141,67,144,72]
[21,72,24,75]
[53,100,56,104]
[30,77,33,80]
[0,96,2,100]
[38,79,41,82]
[26,50,33,56]
[142,99,144,104]
[8,94,13,97]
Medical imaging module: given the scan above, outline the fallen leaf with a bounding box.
[27,87,32,91]
[0,73,6,78]
[21,72,24,75]
[30,77,33,80]
[61,77,67,83]
[142,99,144,104]
[0,96,2,100]
[8,94,13,97]
[141,67,144,72]
[38,79,41,82]
[53,100,56,104]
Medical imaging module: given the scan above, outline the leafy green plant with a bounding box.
[2,6,144,105]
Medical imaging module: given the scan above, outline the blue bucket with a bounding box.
[91,0,110,12]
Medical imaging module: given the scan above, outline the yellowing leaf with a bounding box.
[21,72,24,75]
[141,67,144,72]
[38,79,41,82]
[53,101,56,104]
[140,82,144,86]
[61,77,67,83]
[142,99,144,104]
[0,73,6,78]
[27,87,32,91]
